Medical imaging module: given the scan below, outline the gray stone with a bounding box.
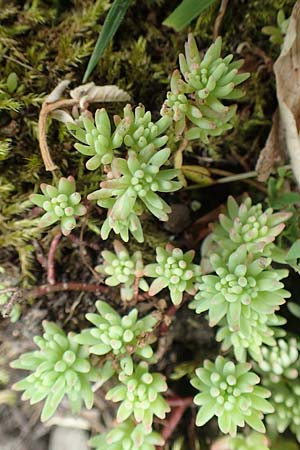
[49,427,89,450]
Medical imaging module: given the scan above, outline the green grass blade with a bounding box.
[163,0,217,31]
[83,0,132,83]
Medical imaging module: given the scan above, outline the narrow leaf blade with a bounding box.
[163,0,217,32]
[83,0,132,82]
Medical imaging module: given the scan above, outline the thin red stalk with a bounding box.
[157,405,189,450]
[47,233,62,285]
[167,396,193,407]
[159,296,188,335]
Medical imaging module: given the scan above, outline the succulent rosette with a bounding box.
[30,176,86,236]
[191,356,274,436]
[114,103,171,152]
[190,245,290,331]
[106,361,170,429]
[258,337,300,383]
[11,321,98,422]
[145,244,201,305]
[161,35,249,140]
[217,312,286,362]
[75,301,158,375]
[88,146,181,242]
[89,420,164,450]
[67,108,124,170]
[211,196,291,256]
[95,240,148,301]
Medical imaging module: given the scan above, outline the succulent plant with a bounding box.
[216,312,286,362]
[266,383,300,442]
[114,103,171,152]
[95,240,148,301]
[229,432,270,450]
[191,356,274,436]
[161,35,249,141]
[262,9,290,46]
[211,196,291,257]
[145,244,201,305]
[67,109,124,170]
[190,245,290,331]
[88,147,181,242]
[101,211,144,243]
[30,176,86,236]
[11,321,98,422]
[89,419,164,450]
[106,361,170,429]
[257,337,300,383]
[75,301,158,375]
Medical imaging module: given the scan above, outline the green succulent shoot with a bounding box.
[95,240,148,301]
[88,146,181,242]
[11,321,98,422]
[106,361,170,430]
[161,34,249,140]
[89,419,164,450]
[265,383,300,442]
[75,300,158,376]
[211,196,291,257]
[114,103,171,152]
[190,245,290,331]
[217,311,286,363]
[191,356,274,436]
[145,244,201,305]
[262,9,290,46]
[229,432,270,450]
[258,337,300,383]
[30,176,86,236]
[67,109,124,170]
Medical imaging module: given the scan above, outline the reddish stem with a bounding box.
[47,233,62,285]
[156,396,193,449]
[167,396,193,407]
[159,296,188,335]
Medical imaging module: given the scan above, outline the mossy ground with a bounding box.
[0,0,298,449]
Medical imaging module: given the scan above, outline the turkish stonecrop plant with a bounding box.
[161,35,249,141]
[255,337,300,442]
[11,321,98,422]
[190,196,291,363]
[12,29,297,447]
[30,176,86,236]
[191,356,274,436]
[95,240,148,301]
[145,244,201,305]
[75,300,158,376]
